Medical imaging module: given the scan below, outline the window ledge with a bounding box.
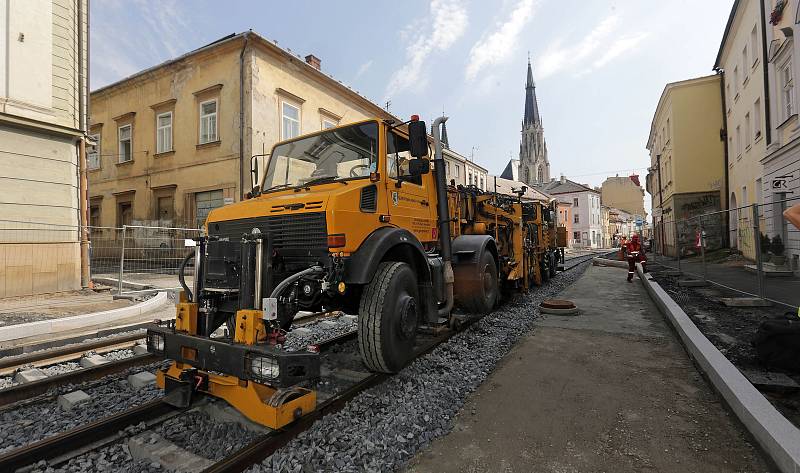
[116,160,134,167]
[154,150,175,158]
[755,132,763,143]
[746,144,752,152]
[752,58,760,70]
[88,167,101,172]
[777,114,798,130]
[743,76,750,87]
[734,93,740,102]
[196,140,221,150]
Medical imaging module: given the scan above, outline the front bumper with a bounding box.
[146,324,320,388]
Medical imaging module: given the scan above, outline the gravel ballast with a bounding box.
[0,362,165,454]
[7,263,589,472]
[248,262,590,472]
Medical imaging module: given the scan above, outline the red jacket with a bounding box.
[623,241,647,262]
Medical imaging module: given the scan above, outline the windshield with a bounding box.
[261,122,379,191]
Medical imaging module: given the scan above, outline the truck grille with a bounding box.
[209,212,327,253]
[208,212,329,284]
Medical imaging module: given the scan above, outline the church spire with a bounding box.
[523,57,540,127]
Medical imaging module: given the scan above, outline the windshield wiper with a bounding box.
[299,175,347,189]
[261,183,293,194]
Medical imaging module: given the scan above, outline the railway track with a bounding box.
[0,257,596,472]
[0,332,155,408]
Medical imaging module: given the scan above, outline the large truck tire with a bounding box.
[549,252,557,278]
[358,261,419,373]
[455,250,498,315]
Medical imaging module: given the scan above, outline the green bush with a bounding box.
[771,234,785,256]
[760,232,771,255]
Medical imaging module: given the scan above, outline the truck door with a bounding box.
[385,129,435,244]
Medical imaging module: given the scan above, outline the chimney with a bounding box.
[305,54,321,70]
[560,174,566,184]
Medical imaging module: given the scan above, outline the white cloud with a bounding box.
[592,32,649,69]
[386,0,468,95]
[465,0,539,80]
[355,60,373,79]
[536,14,648,79]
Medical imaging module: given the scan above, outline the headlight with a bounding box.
[148,332,165,353]
[249,355,280,380]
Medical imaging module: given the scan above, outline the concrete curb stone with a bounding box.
[636,263,800,473]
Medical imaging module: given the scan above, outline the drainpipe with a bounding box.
[759,0,772,145]
[77,0,90,288]
[238,33,249,201]
[715,67,730,248]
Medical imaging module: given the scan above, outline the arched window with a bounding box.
[524,167,530,183]
[538,164,544,182]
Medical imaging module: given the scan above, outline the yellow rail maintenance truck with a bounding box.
[147,116,563,428]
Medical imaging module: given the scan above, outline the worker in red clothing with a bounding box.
[621,234,647,282]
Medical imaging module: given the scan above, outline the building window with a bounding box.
[573,197,578,207]
[199,100,218,144]
[322,118,337,129]
[750,25,758,68]
[118,125,132,163]
[480,176,484,190]
[573,231,581,242]
[117,200,133,227]
[88,133,100,170]
[726,83,731,112]
[742,46,749,83]
[89,203,101,228]
[156,112,173,153]
[754,98,762,138]
[781,60,794,121]
[742,185,748,206]
[666,118,670,142]
[454,164,459,177]
[736,125,742,157]
[745,112,751,149]
[281,101,301,140]
[574,214,579,224]
[195,189,224,228]
[756,178,763,204]
[733,66,739,96]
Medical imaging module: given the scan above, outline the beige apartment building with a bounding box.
[715,0,767,260]
[645,75,726,257]
[88,32,394,229]
[0,0,89,296]
[600,174,646,221]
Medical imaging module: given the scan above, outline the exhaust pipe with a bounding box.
[431,116,454,317]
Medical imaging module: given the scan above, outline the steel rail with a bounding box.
[0,399,177,472]
[0,353,158,408]
[202,328,449,473]
[0,332,145,371]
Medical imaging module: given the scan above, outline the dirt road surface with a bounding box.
[406,265,771,473]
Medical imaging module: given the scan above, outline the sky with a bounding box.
[90,0,733,204]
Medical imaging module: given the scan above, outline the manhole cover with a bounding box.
[540,299,576,310]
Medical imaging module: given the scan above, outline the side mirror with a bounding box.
[408,120,428,158]
[408,158,430,176]
[250,154,266,191]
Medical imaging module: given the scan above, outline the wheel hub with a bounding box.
[397,296,417,340]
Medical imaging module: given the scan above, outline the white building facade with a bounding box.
[762,0,800,271]
[544,177,603,248]
[0,0,89,296]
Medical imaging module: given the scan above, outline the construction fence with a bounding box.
[650,196,800,310]
[0,219,202,296]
